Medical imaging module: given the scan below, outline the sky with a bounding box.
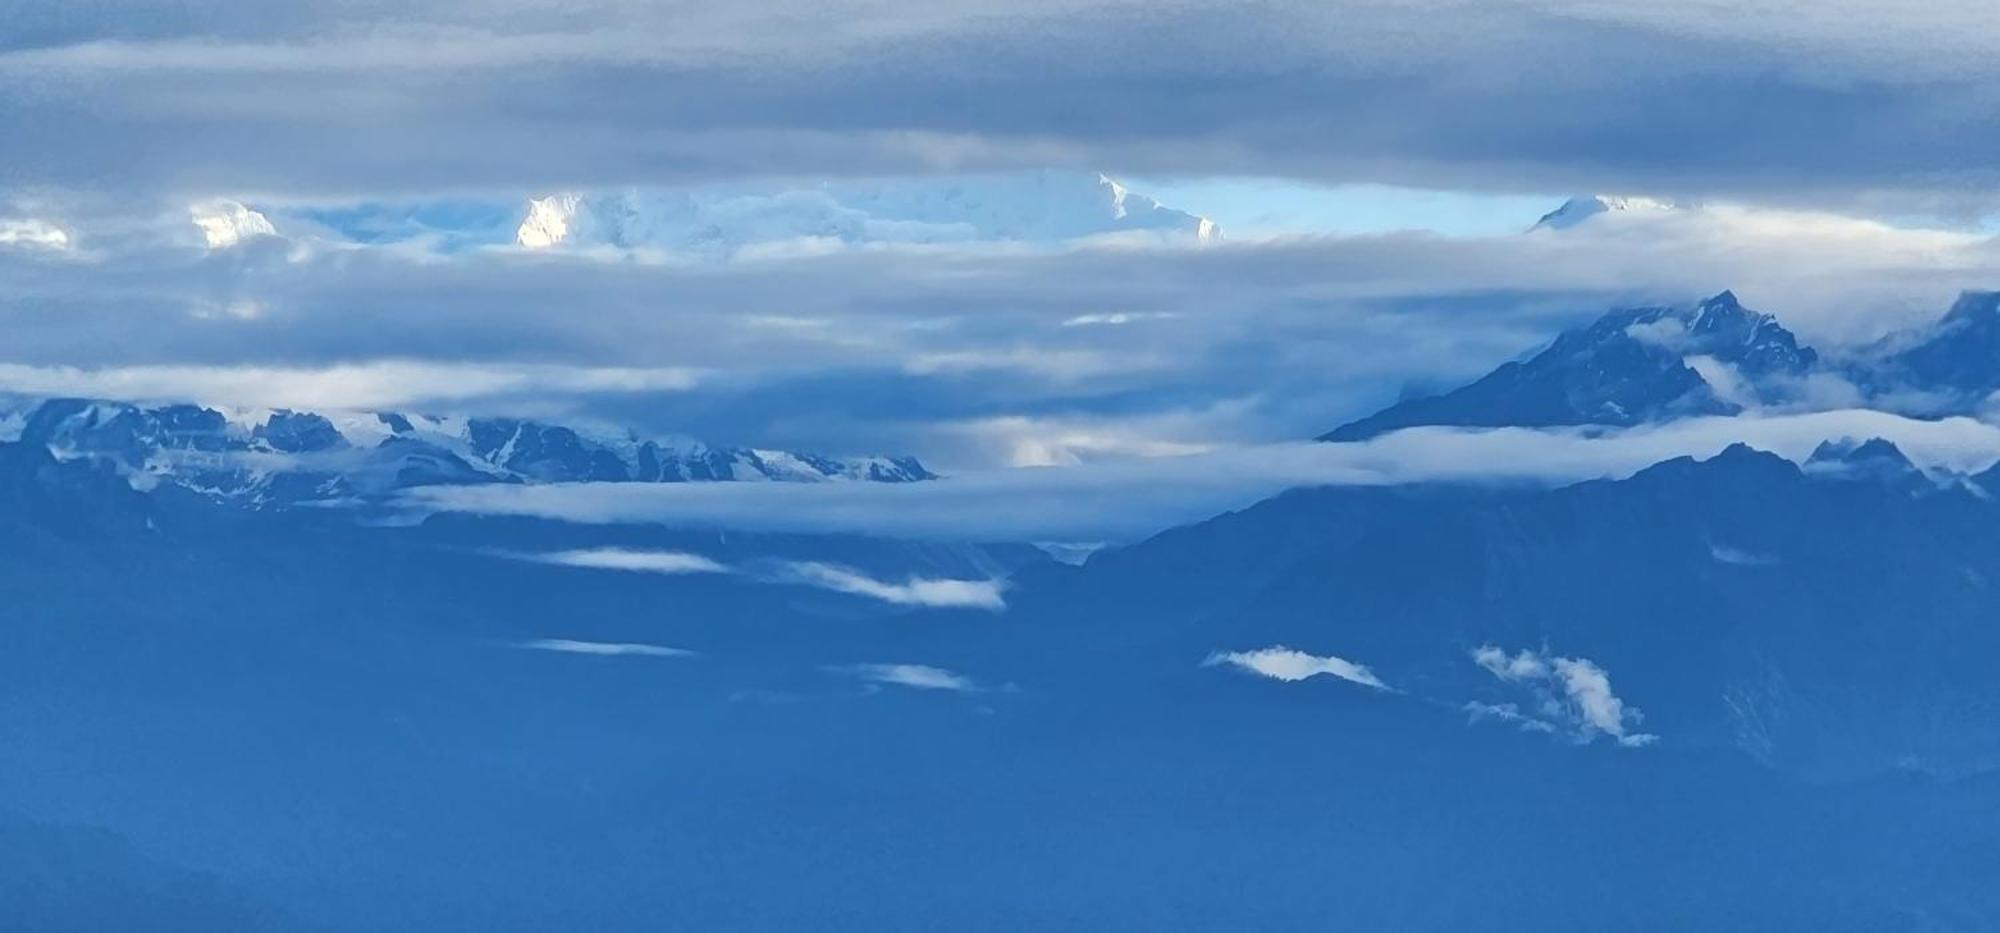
[5,0,2000,476]
[1124,180,1568,239]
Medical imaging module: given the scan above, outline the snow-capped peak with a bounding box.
[1098,173,1133,219]
[1531,194,1675,231]
[190,200,278,249]
[516,193,586,249]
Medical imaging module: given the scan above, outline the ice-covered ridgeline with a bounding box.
[0,399,932,506]
[1529,194,1677,231]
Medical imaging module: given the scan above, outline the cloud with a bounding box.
[5,185,2000,477]
[779,561,1006,610]
[1462,701,1558,733]
[516,638,696,658]
[13,1,2000,206]
[406,409,2000,543]
[1709,544,1777,566]
[0,361,699,411]
[1204,646,1389,690]
[0,219,71,251]
[1061,312,1177,327]
[495,548,1006,610]
[189,199,278,250]
[1471,646,1656,747]
[944,413,1223,468]
[523,548,731,575]
[835,663,977,691]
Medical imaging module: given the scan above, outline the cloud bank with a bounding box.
[1,187,1997,471]
[13,1,2000,207]
[410,410,2000,543]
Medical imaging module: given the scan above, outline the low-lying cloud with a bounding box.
[411,410,2000,543]
[497,548,1005,610]
[1471,645,1656,747]
[780,561,1007,610]
[528,548,730,575]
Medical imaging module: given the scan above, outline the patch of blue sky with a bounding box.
[294,199,522,249]
[1127,176,1565,239]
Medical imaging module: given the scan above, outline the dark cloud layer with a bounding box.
[9,2,2000,206]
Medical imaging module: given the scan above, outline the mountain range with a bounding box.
[0,398,931,507]
[16,281,2000,927]
[7,388,2000,927]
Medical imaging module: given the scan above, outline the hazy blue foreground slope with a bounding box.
[7,429,2000,931]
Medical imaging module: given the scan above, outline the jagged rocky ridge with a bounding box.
[1,398,933,506]
[1325,288,2000,441]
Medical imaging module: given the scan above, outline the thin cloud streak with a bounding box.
[529,548,730,575]
[1205,646,1389,690]
[516,639,697,658]
[492,548,1004,609]
[780,561,1007,610]
[835,663,979,692]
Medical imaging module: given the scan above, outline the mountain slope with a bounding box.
[1322,291,1817,441]
[1013,440,2000,779]
[1853,290,2000,411]
[5,433,2000,928]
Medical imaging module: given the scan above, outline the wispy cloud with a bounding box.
[1205,646,1389,690]
[1061,312,1177,327]
[835,663,977,691]
[780,561,1006,610]
[1709,544,1778,566]
[516,639,696,658]
[1462,701,1558,733]
[496,549,1005,610]
[1471,646,1656,747]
